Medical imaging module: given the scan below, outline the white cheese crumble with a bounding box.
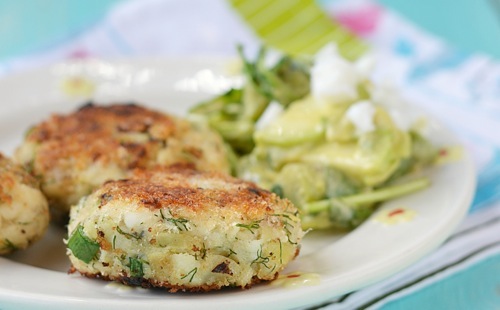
[255,101,284,130]
[311,43,359,104]
[345,100,377,135]
[311,43,417,134]
[370,81,415,131]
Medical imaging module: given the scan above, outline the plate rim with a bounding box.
[0,58,477,310]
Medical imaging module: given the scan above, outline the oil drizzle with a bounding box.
[104,282,135,292]
[271,271,320,288]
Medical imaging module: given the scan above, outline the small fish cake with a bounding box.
[15,103,231,219]
[0,153,49,255]
[66,167,304,292]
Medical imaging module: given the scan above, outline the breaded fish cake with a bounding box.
[0,153,49,255]
[66,167,304,291]
[15,103,231,218]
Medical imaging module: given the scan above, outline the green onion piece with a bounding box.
[303,178,431,214]
[67,225,100,263]
[129,257,144,278]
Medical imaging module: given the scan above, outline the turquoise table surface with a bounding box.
[379,0,500,59]
[0,0,124,61]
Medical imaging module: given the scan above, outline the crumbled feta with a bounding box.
[345,100,377,135]
[370,81,415,131]
[311,43,359,104]
[255,101,284,130]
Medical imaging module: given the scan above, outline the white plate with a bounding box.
[0,59,476,310]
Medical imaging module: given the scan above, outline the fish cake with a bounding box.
[0,153,49,255]
[15,103,231,219]
[66,167,304,291]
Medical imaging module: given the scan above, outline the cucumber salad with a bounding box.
[190,44,438,230]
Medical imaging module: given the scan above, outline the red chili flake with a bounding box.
[287,274,301,278]
[439,149,448,156]
[388,208,405,217]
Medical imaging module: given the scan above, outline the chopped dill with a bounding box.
[161,209,190,231]
[166,217,189,231]
[271,214,297,245]
[278,239,283,264]
[159,209,166,219]
[236,220,262,234]
[251,245,271,269]
[116,226,142,240]
[181,267,198,282]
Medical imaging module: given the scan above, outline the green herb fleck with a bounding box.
[278,239,283,264]
[283,221,297,244]
[181,267,198,282]
[200,243,207,259]
[194,243,207,260]
[271,214,297,245]
[251,245,271,269]
[271,184,284,198]
[3,239,18,252]
[159,209,166,219]
[129,257,144,278]
[161,209,190,231]
[116,226,142,240]
[67,225,100,263]
[236,220,262,234]
[228,248,237,257]
[112,235,117,249]
[166,217,189,231]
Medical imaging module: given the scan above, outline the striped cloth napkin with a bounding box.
[228,0,367,59]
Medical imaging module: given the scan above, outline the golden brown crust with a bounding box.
[67,166,302,292]
[0,152,49,254]
[0,153,39,203]
[17,103,231,214]
[27,103,177,172]
[69,265,278,292]
[99,167,283,220]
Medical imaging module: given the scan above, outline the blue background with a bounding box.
[0,0,499,61]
